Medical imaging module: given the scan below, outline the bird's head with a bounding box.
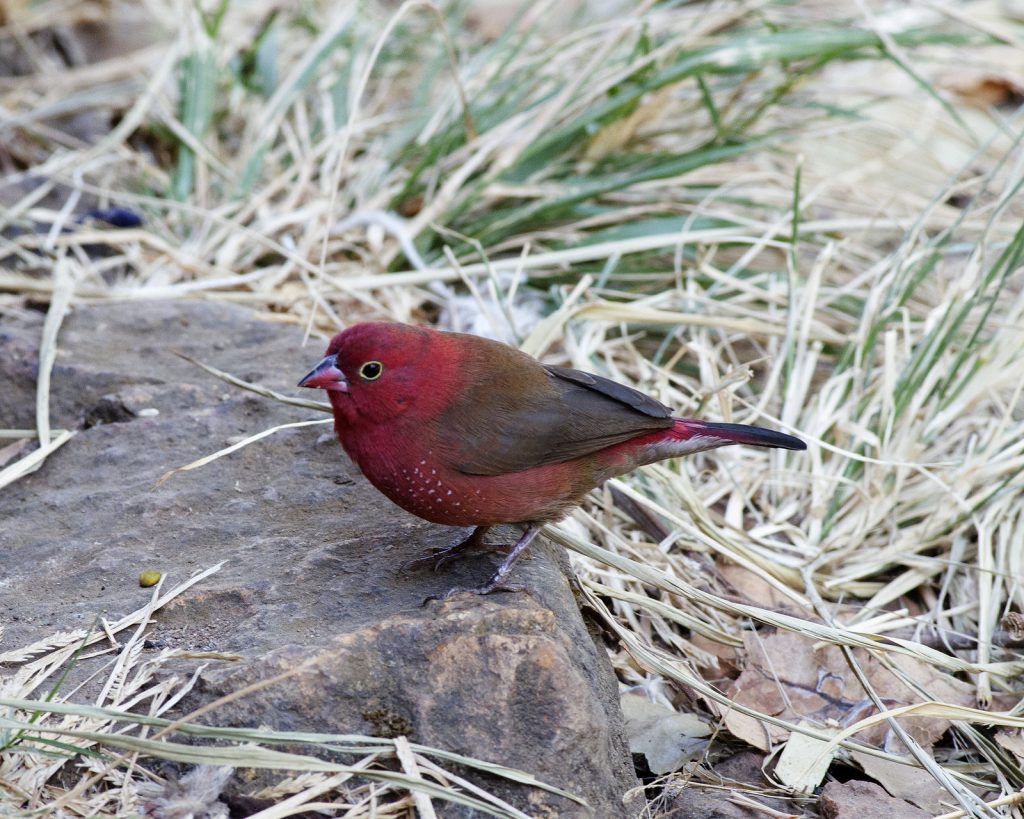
[298,322,455,425]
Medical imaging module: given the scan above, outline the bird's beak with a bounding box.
[298,354,348,392]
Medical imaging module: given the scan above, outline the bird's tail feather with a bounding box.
[673,419,806,451]
[600,418,805,475]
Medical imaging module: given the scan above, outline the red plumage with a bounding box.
[299,322,805,595]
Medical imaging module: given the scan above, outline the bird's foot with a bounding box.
[401,526,496,573]
[423,581,530,605]
[421,524,543,605]
[402,542,505,573]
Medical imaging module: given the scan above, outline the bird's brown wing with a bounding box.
[443,347,673,476]
[543,365,673,418]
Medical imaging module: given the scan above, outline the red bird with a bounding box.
[299,322,805,596]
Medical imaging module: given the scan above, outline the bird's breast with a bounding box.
[372,453,488,525]
[337,423,592,526]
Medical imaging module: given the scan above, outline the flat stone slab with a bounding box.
[0,301,638,816]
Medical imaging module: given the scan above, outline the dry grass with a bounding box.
[2,0,1024,816]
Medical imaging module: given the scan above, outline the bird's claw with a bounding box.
[400,543,503,574]
[400,549,455,574]
[422,581,530,606]
[400,526,498,574]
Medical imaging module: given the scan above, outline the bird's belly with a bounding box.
[350,444,589,526]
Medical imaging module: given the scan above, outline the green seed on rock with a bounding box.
[139,570,161,588]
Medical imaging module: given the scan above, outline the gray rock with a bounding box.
[819,779,931,819]
[0,301,639,816]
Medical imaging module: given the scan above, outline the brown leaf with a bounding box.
[863,653,975,749]
[720,564,800,612]
[723,631,974,753]
[995,729,1024,766]
[689,633,743,678]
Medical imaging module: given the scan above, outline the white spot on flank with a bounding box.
[428,489,436,495]
[420,460,426,465]
[447,490,452,495]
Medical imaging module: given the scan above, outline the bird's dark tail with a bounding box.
[602,418,806,474]
[675,419,806,451]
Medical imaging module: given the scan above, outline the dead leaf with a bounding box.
[995,729,1024,766]
[864,653,975,750]
[621,693,711,774]
[720,564,799,612]
[689,633,743,678]
[774,721,836,793]
[725,631,842,751]
[724,631,974,752]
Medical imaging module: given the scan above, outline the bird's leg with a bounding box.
[401,525,495,573]
[430,524,542,600]
[481,524,541,590]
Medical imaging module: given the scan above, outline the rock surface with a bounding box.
[818,779,931,819]
[0,301,639,816]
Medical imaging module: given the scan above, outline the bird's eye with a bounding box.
[359,361,384,381]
